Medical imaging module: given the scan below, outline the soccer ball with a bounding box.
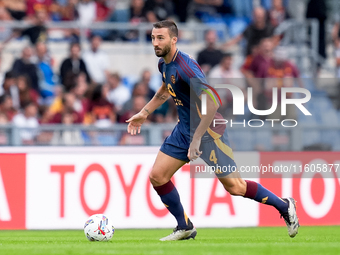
[84,214,115,241]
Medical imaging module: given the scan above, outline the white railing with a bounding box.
[0,123,339,151]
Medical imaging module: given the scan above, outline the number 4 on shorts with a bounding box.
[209,150,217,164]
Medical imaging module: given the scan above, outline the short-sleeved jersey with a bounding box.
[158,49,226,147]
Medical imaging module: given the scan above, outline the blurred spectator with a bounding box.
[240,43,260,78]
[11,47,39,93]
[119,95,147,144]
[12,101,39,145]
[139,69,167,122]
[129,0,147,23]
[224,7,276,56]
[140,69,156,100]
[144,0,173,22]
[83,35,110,84]
[259,46,299,79]
[22,9,49,44]
[35,42,56,100]
[49,92,83,123]
[1,71,19,109]
[59,0,78,21]
[60,42,91,90]
[89,0,114,38]
[153,101,169,123]
[106,72,131,113]
[121,81,151,114]
[56,1,80,42]
[121,0,147,41]
[306,0,327,60]
[95,0,113,21]
[208,52,244,116]
[0,6,13,42]
[243,38,274,111]
[247,38,274,78]
[41,85,63,123]
[35,40,52,65]
[69,73,90,122]
[17,75,39,108]
[197,30,224,75]
[193,0,232,20]
[0,94,16,121]
[51,110,84,145]
[2,0,27,20]
[88,84,116,127]
[267,0,290,27]
[2,9,49,47]
[77,0,96,26]
[120,95,147,123]
[0,9,49,52]
[332,16,340,46]
[172,0,190,22]
[49,1,63,21]
[26,0,53,19]
[208,52,243,79]
[133,81,154,100]
[263,47,302,120]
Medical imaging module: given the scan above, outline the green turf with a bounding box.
[0,226,339,255]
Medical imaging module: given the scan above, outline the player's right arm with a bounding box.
[126,82,170,135]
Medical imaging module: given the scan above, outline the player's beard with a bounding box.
[154,43,171,57]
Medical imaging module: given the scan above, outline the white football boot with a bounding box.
[281,197,300,238]
[160,219,197,241]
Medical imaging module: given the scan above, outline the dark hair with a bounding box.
[153,20,178,37]
[91,84,103,102]
[4,71,16,80]
[0,95,7,104]
[22,100,34,109]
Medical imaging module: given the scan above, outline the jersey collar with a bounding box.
[171,49,179,62]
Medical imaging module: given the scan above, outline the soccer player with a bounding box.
[126,20,299,241]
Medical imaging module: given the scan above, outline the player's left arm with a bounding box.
[188,90,219,161]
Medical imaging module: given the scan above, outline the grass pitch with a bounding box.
[0,226,339,255]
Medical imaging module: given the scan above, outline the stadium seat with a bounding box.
[223,16,250,38]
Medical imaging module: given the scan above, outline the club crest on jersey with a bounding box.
[171,75,176,84]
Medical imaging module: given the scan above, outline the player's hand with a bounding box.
[126,111,148,135]
[188,138,202,161]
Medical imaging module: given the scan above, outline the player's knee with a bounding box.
[149,171,168,187]
[226,186,242,196]
[224,180,246,196]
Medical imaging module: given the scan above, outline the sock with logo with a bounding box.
[153,180,188,229]
[243,180,288,213]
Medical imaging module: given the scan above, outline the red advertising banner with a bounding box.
[259,152,340,226]
[0,154,26,229]
[0,149,339,230]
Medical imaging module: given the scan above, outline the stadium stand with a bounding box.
[0,0,338,151]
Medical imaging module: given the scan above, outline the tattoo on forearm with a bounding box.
[155,92,167,101]
[144,108,151,115]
